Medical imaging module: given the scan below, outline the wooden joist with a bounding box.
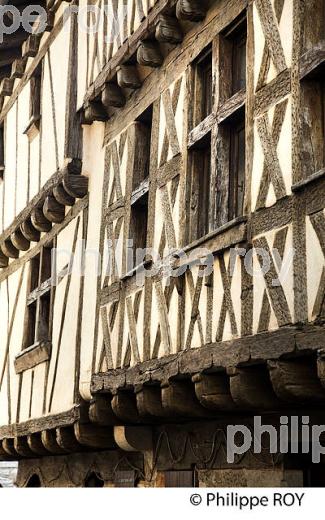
[192,373,237,411]
[0,249,9,268]
[114,426,152,452]
[176,0,207,22]
[1,239,19,259]
[161,380,213,418]
[116,65,142,90]
[11,228,30,251]
[83,101,108,124]
[27,433,49,456]
[155,15,183,44]
[14,436,34,458]
[2,439,17,458]
[135,385,166,418]
[228,366,281,410]
[52,183,75,206]
[22,34,41,59]
[41,430,67,454]
[101,83,126,110]
[89,395,120,426]
[63,173,89,199]
[0,78,14,97]
[11,59,26,79]
[20,218,41,242]
[74,423,116,449]
[137,41,163,68]
[268,358,325,404]
[111,391,140,423]
[31,206,52,232]
[56,427,81,452]
[43,195,66,224]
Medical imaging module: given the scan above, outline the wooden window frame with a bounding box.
[125,110,152,276]
[192,46,213,128]
[187,12,247,244]
[15,245,53,374]
[300,71,325,180]
[188,133,212,243]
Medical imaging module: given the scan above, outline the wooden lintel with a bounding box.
[137,41,163,68]
[43,194,66,224]
[14,341,51,374]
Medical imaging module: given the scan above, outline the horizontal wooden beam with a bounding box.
[92,325,325,396]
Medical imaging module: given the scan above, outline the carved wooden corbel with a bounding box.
[137,41,163,68]
[192,372,237,411]
[101,83,126,110]
[155,15,183,44]
[228,365,281,410]
[114,425,152,452]
[43,194,66,224]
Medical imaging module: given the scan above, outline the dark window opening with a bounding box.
[23,246,52,349]
[222,15,247,97]
[301,78,325,177]
[193,46,213,126]
[0,124,4,174]
[30,63,42,123]
[130,192,149,268]
[128,107,153,270]
[228,111,246,220]
[188,133,211,242]
[26,474,41,488]
[85,472,104,488]
[164,470,197,488]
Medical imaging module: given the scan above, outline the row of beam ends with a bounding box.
[0,159,88,269]
[90,351,325,425]
[82,0,208,124]
[1,351,325,460]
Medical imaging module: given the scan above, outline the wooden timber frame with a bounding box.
[70,0,325,472]
[0,0,324,485]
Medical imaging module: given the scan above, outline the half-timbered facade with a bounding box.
[0,0,324,487]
